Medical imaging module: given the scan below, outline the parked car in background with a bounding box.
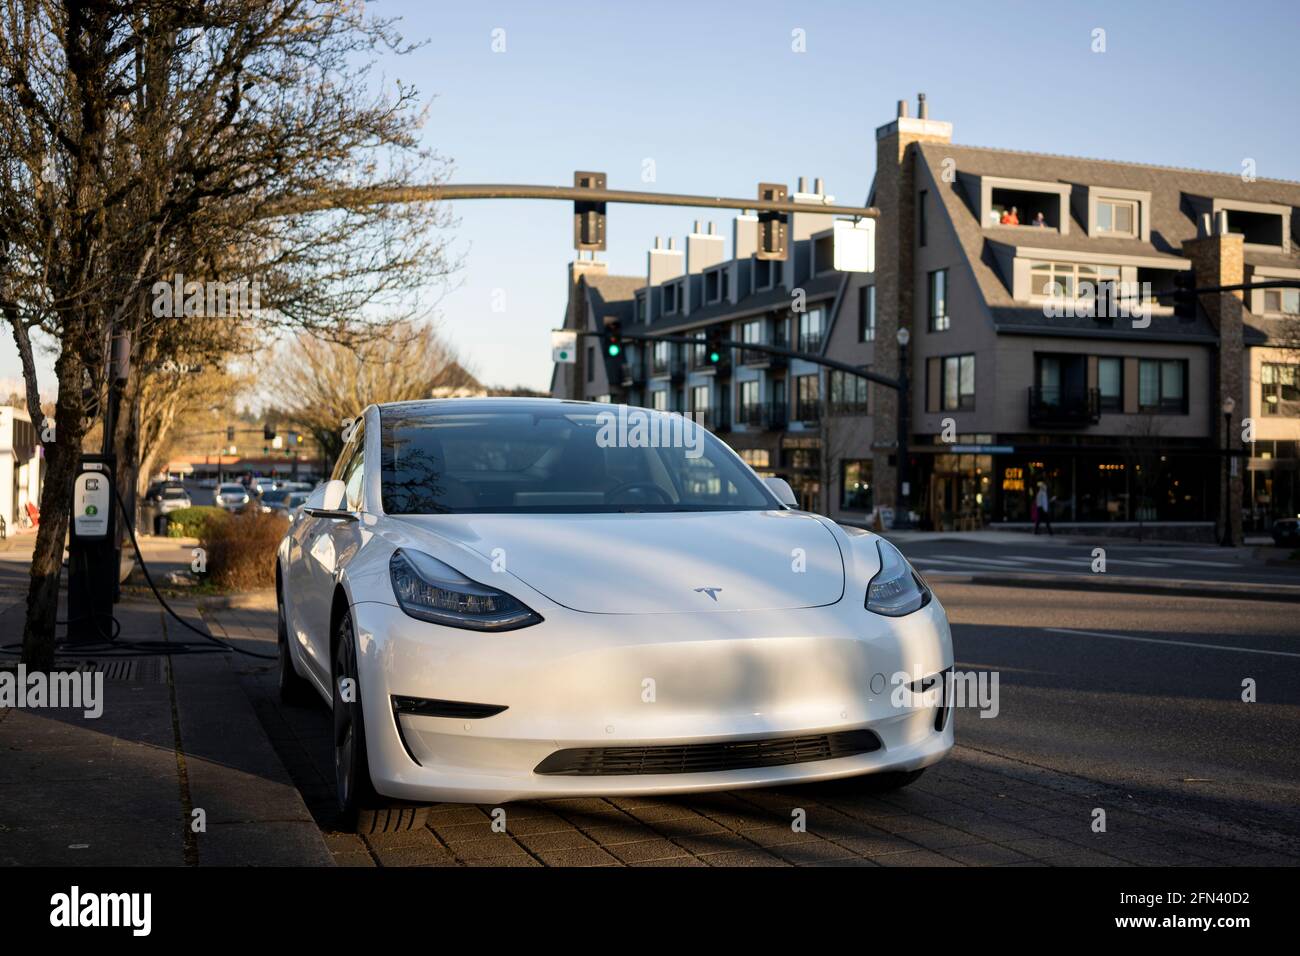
[198,477,218,489]
[258,489,293,514]
[157,486,192,514]
[272,491,311,519]
[215,482,251,511]
[1272,517,1300,547]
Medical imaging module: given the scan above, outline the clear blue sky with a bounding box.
[4,0,1298,395]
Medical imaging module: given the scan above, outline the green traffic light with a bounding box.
[607,343,621,357]
[709,351,721,364]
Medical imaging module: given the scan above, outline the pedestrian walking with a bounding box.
[1033,481,1053,536]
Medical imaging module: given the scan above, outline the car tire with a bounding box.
[860,768,926,793]
[277,589,317,706]
[333,611,430,835]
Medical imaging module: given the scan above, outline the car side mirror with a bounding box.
[321,479,347,511]
[764,477,799,508]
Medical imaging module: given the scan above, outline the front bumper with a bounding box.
[350,597,955,804]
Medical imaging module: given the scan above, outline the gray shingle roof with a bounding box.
[917,142,1300,342]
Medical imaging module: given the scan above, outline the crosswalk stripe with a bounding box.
[1043,627,1300,659]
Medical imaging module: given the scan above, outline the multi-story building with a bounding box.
[552,96,1300,540]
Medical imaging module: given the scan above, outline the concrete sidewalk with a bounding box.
[0,592,332,866]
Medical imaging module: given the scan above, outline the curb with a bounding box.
[925,570,1300,603]
[198,588,276,611]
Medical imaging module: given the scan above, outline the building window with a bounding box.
[651,340,672,376]
[841,460,873,511]
[798,307,825,353]
[1263,288,1300,315]
[586,346,595,383]
[1030,261,1121,300]
[1262,364,1300,417]
[1096,198,1137,237]
[829,370,868,413]
[795,373,821,422]
[918,190,927,247]
[940,354,975,411]
[651,390,668,411]
[755,258,783,289]
[663,282,679,314]
[740,448,771,470]
[1098,357,1123,412]
[1138,359,1187,414]
[859,285,876,342]
[691,384,709,415]
[928,269,949,331]
[739,379,761,423]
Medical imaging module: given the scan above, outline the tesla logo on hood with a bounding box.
[693,587,723,602]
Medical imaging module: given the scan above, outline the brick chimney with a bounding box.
[1182,210,1245,545]
[872,95,953,511]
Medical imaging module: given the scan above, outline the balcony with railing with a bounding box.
[740,330,789,367]
[735,401,789,431]
[794,401,822,425]
[1027,386,1100,427]
[650,353,685,380]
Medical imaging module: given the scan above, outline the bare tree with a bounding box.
[274,321,473,466]
[1,1,455,667]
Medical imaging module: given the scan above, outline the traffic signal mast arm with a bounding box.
[1158,277,1300,318]
[584,328,901,391]
[269,182,879,220]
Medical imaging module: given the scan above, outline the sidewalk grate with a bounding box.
[65,657,166,684]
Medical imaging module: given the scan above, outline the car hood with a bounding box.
[387,510,845,614]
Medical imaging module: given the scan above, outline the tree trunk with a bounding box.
[22,348,87,670]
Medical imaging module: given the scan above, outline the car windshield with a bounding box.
[380,403,777,515]
[218,484,244,494]
[162,488,188,499]
[260,490,290,504]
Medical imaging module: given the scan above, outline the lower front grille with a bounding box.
[534,729,881,776]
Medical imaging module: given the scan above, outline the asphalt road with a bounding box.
[932,580,1300,839]
[895,535,1300,586]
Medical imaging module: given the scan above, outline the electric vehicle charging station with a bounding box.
[67,454,118,643]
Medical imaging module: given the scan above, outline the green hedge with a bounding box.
[165,506,227,538]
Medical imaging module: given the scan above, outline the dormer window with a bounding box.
[703,267,729,304]
[1096,198,1137,237]
[662,281,679,315]
[1225,208,1285,247]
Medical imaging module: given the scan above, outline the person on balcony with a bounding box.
[1000,206,1020,226]
[1032,211,1047,227]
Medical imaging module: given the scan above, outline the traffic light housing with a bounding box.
[603,320,623,359]
[705,328,726,365]
[263,424,276,441]
[226,425,236,442]
[1172,271,1198,322]
[573,171,607,251]
[756,182,788,260]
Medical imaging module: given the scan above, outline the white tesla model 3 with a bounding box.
[277,398,953,832]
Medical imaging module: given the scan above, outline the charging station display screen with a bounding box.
[74,471,111,539]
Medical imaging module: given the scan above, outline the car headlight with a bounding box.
[389,549,543,632]
[865,538,931,617]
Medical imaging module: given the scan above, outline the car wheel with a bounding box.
[277,587,316,706]
[860,769,926,793]
[333,611,429,834]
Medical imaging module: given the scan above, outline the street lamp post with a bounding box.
[894,327,912,530]
[1221,396,1235,547]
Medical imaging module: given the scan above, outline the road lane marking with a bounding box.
[1043,627,1300,659]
